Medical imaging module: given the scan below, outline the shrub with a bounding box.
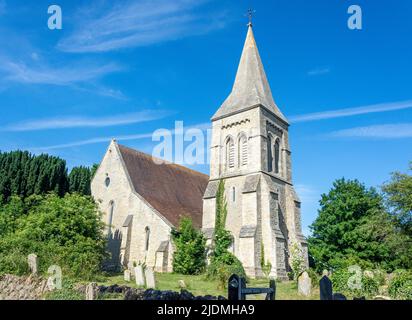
[0,193,107,280]
[331,267,379,298]
[388,270,412,300]
[307,268,320,288]
[290,242,306,281]
[171,218,206,275]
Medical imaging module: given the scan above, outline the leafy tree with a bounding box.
[0,150,68,201]
[90,163,99,179]
[309,178,411,272]
[69,166,92,195]
[382,163,412,236]
[0,193,107,280]
[171,218,206,275]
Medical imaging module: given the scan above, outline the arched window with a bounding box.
[239,135,248,166]
[225,137,235,169]
[145,227,150,251]
[267,135,273,172]
[108,201,115,235]
[274,139,280,174]
[232,187,236,202]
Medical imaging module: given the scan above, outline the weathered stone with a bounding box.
[145,268,156,289]
[134,266,145,287]
[178,280,186,289]
[85,283,98,300]
[298,271,311,297]
[27,254,38,275]
[124,270,131,282]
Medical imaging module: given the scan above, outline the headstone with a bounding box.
[134,266,145,287]
[298,271,312,296]
[320,275,333,300]
[28,254,38,275]
[178,280,186,289]
[332,293,347,300]
[124,269,131,282]
[85,283,98,300]
[145,268,156,289]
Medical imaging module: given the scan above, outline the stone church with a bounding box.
[91,24,308,278]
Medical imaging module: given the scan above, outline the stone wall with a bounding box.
[0,274,50,300]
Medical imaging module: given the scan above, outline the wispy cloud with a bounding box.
[290,100,412,123]
[307,67,330,76]
[30,122,211,152]
[2,110,174,132]
[329,123,412,139]
[58,0,225,53]
[0,59,122,86]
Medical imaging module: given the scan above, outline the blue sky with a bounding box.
[0,0,411,236]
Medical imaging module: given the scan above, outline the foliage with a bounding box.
[260,243,272,278]
[309,178,411,272]
[331,268,379,299]
[290,242,306,281]
[68,166,93,195]
[171,217,206,275]
[206,180,245,287]
[388,269,412,300]
[0,150,68,201]
[0,193,107,280]
[306,268,320,288]
[0,150,98,201]
[45,278,84,300]
[382,163,412,237]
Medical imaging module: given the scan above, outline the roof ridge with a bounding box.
[117,143,209,178]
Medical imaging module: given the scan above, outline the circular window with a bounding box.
[105,177,111,187]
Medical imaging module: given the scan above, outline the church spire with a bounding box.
[212,22,288,123]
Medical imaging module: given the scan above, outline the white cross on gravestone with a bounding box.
[134,265,145,287]
[145,268,156,289]
[28,254,38,275]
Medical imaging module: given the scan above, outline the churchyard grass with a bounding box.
[98,273,320,300]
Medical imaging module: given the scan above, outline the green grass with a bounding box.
[98,273,320,300]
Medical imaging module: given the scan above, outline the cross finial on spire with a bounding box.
[246,8,255,27]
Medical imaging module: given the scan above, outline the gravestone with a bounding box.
[85,283,98,300]
[124,269,131,282]
[298,271,312,296]
[28,254,38,275]
[178,280,187,289]
[134,266,145,287]
[320,275,333,300]
[332,293,347,300]
[145,268,156,289]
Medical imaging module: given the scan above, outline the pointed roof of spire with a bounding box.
[212,25,288,123]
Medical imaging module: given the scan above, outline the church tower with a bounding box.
[202,23,308,279]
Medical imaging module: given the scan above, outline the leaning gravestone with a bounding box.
[85,283,98,300]
[28,254,38,275]
[145,268,156,289]
[124,269,131,282]
[134,265,145,287]
[298,271,312,297]
[320,275,333,300]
